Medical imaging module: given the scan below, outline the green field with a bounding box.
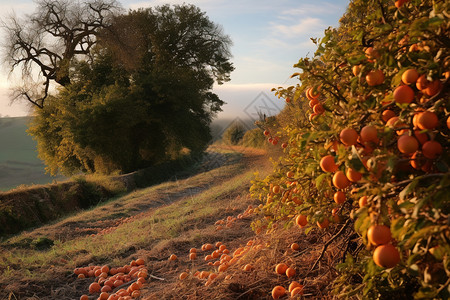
[0,117,66,191]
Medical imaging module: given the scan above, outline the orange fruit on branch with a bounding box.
[346,168,362,182]
[320,155,338,172]
[334,191,346,204]
[422,140,443,159]
[401,69,419,85]
[295,214,308,227]
[373,244,401,268]
[393,85,415,104]
[317,218,330,229]
[367,224,392,246]
[416,75,429,90]
[340,128,359,146]
[416,111,438,130]
[332,171,350,189]
[365,69,384,86]
[381,110,396,123]
[360,125,378,143]
[397,135,419,154]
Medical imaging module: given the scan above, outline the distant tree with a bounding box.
[1,0,121,108]
[223,122,246,145]
[28,4,234,175]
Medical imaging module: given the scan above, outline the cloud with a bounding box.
[269,17,324,38]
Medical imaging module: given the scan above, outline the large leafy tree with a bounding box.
[28,4,234,175]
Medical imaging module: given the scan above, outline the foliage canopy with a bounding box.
[27,3,234,175]
[251,0,449,298]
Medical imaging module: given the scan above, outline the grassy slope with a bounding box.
[0,117,65,191]
[0,146,269,299]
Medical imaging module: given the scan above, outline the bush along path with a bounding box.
[249,0,449,299]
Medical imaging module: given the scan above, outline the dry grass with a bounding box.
[0,146,270,299]
[142,219,354,300]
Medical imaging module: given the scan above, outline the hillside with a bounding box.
[0,117,65,191]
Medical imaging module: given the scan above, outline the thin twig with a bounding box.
[309,219,352,272]
[149,274,165,281]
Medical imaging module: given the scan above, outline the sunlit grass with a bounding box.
[0,156,256,283]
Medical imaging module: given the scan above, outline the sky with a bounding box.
[0,0,350,121]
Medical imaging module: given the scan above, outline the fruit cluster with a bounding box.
[75,259,148,300]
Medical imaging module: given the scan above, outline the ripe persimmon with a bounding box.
[367,225,392,246]
[243,264,254,271]
[334,191,346,204]
[416,75,429,90]
[360,125,378,143]
[286,267,296,278]
[422,140,443,159]
[393,85,415,104]
[189,252,197,260]
[346,168,362,182]
[365,69,384,86]
[424,80,442,96]
[264,130,270,136]
[272,286,286,299]
[313,103,325,114]
[397,135,419,154]
[179,272,188,280]
[320,155,338,172]
[131,290,141,298]
[80,295,89,300]
[352,65,362,76]
[295,214,308,227]
[89,282,101,294]
[289,281,303,293]
[291,286,304,296]
[414,130,428,145]
[317,218,330,229]
[365,47,380,60]
[99,292,109,300]
[272,185,281,194]
[401,69,419,85]
[416,111,438,130]
[373,244,401,268]
[290,243,300,251]
[275,263,289,275]
[340,128,359,146]
[359,196,368,208]
[168,254,177,261]
[332,171,350,189]
[381,110,396,123]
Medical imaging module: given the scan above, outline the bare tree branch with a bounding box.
[1,0,121,108]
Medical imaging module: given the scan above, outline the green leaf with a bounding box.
[304,226,313,235]
[404,225,438,249]
[315,173,329,189]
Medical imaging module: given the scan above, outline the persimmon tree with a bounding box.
[250,0,449,298]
